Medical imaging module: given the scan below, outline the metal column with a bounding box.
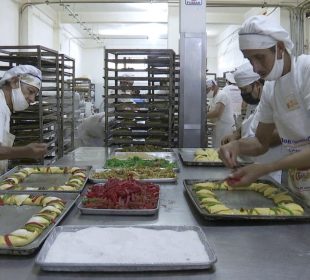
[179,0,206,147]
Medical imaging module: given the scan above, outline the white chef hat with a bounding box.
[206,79,217,88]
[226,72,236,84]
[239,15,294,51]
[0,65,42,89]
[234,62,260,88]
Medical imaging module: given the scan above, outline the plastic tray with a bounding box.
[0,165,91,193]
[88,168,177,184]
[183,178,310,221]
[0,192,79,255]
[36,225,217,271]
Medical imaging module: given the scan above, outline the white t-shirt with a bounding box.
[222,84,242,116]
[77,112,105,147]
[254,55,310,194]
[212,89,234,125]
[0,89,11,145]
[255,55,310,152]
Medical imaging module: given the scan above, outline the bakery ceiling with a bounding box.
[20,0,308,47]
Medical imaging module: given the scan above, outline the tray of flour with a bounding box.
[36,225,217,271]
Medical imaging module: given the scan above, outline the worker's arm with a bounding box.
[218,122,275,168]
[0,143,47,160]
[269,128,282,147]
[227,146,310,187]
[221,128,241,145]
[207,102,224,119]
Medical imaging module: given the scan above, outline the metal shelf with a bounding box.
[0,45,61,166]
[104,49,178,148]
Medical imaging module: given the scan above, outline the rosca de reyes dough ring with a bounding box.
[0,166,87,191]
[0,194,65,247]
[192,181,304,216]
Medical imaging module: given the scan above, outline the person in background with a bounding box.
[206,79,234,148]
[221,62,287,183]
[0,65,47,174]
[77,112,105,147]
[218,15,310,205]
[223,72,243,125]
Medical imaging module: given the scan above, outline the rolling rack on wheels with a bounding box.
[104,49,179,148]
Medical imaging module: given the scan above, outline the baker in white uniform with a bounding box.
[222,62,288,183]
[218,15,310,205]
[77,112,105,146]
[206,79,234,148]
[224,72,243,120]
[0,65,47,174]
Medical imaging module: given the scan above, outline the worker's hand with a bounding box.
[218,140,240,168]
[221,134,238,145]
[24,143,48,159]
[226,164,270,187]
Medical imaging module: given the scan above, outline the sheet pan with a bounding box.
[77,194,160,216]
[179,148,252,167]
[0,192,79,255]
[0,165,91,193]
[36,225,217,271]
[183,178,310,221]
[88,168,177,183]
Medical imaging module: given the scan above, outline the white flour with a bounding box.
[44,227,209,264]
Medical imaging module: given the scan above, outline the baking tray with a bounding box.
[88,168,177,183]
[183,178,310,221]
[113,151,176,161]
[0,165,91,193]
[0,192,79,255]
[114,146,173,152]
[178,148,251,167]
[77,191,160,216]
[36,225,217,271]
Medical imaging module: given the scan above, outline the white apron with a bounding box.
[212,120,234,148]
[272,58,310,205]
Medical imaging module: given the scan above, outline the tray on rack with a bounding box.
[0,165,91,193]
[88,168,177,183]
[36,225,217,271]
[179,148,252,167]
[183,178,310,221]
[0,192,79,255]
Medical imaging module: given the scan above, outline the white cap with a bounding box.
[226,72,236,84]
[0,65,42,89]
[234,62,260,88]
[239,15,294,51]
[206,79,217,88]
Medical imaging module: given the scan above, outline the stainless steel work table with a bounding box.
[1,147,310,280]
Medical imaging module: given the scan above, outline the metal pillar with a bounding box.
[179,0,206,147]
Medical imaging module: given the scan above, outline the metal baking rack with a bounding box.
[104,49,179,148]
[0,45,76,165]
[59,54,75,156]
[0,45,60,166]
[75,77,92,102]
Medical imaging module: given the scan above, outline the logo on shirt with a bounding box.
[285,94,300,111]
